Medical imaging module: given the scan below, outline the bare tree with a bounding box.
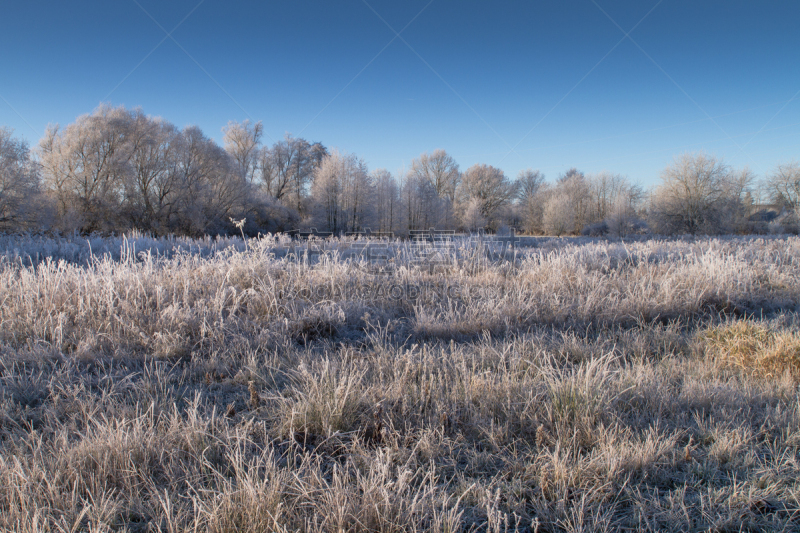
[0,128,46,231]
[400,171,442,232]
[310,151,373,234]
[647,152,755,235]
[170,126,220,235]
[407,150,460,227]
[542,192,575,236]
[199,138,247,232]
[372,168,399,233]
[125,115,182,232]
[409,149,460,202]
[457,164,517,229]
[717,166,756,233]
[766,161,800,209]
[722,167,755,200]
[522,184,552,234]
[152,124,241,235]
[259,135,300,201]
[605,195,644,237]
[556,168,591,231]
[648,152,733,235]
[38,104,135,232]
[587,172,631,223]
[515,169,547,234]
[38,106,253,235]
[258,134,326,213]
[462,197,487,231]
[517,169,545,203]
[222,120,263,185]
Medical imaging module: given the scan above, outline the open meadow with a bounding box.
[1,233,800,532]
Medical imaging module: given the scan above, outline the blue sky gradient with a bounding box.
[1,0,798,187]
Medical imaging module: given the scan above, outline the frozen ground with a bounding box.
[1,233,799,531]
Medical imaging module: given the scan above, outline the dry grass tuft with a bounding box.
[248,380,260,409]
[700,320,800,381]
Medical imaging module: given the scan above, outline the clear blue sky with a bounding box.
[1,1,798,188]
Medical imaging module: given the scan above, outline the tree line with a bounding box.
[0,104,798,236]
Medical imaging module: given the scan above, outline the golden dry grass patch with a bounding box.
[699,321,800,381]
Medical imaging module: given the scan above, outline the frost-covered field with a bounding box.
[1,233,800,531]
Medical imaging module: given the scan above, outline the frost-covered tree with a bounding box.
[766,161,800,209]
[372,168,400,233]
[407,150,460,227]
[556,168,591,231]
[648,152,749,235]
[517,169,545,204]
[222,119,263,186]
[258,134,327,213]
[169,125,235,235]
[400,171,444,231]
[515,169,547,234]
[0,128,47,231]
[462,197,487,231]
[605,195,645,237]
[310,151,373,234]
[39,104,136,232]
[543,192,575,236]
[409,149,460,202]
[586,172,640,224]
[124,115,182,232]
[38,105,254,236]
[129,122,247,235]
[191,131,247,233]
[457,164,517,230]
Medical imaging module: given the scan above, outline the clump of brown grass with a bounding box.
[272,357,370,441]
[700,320,800,381]
[249,380,260,409]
